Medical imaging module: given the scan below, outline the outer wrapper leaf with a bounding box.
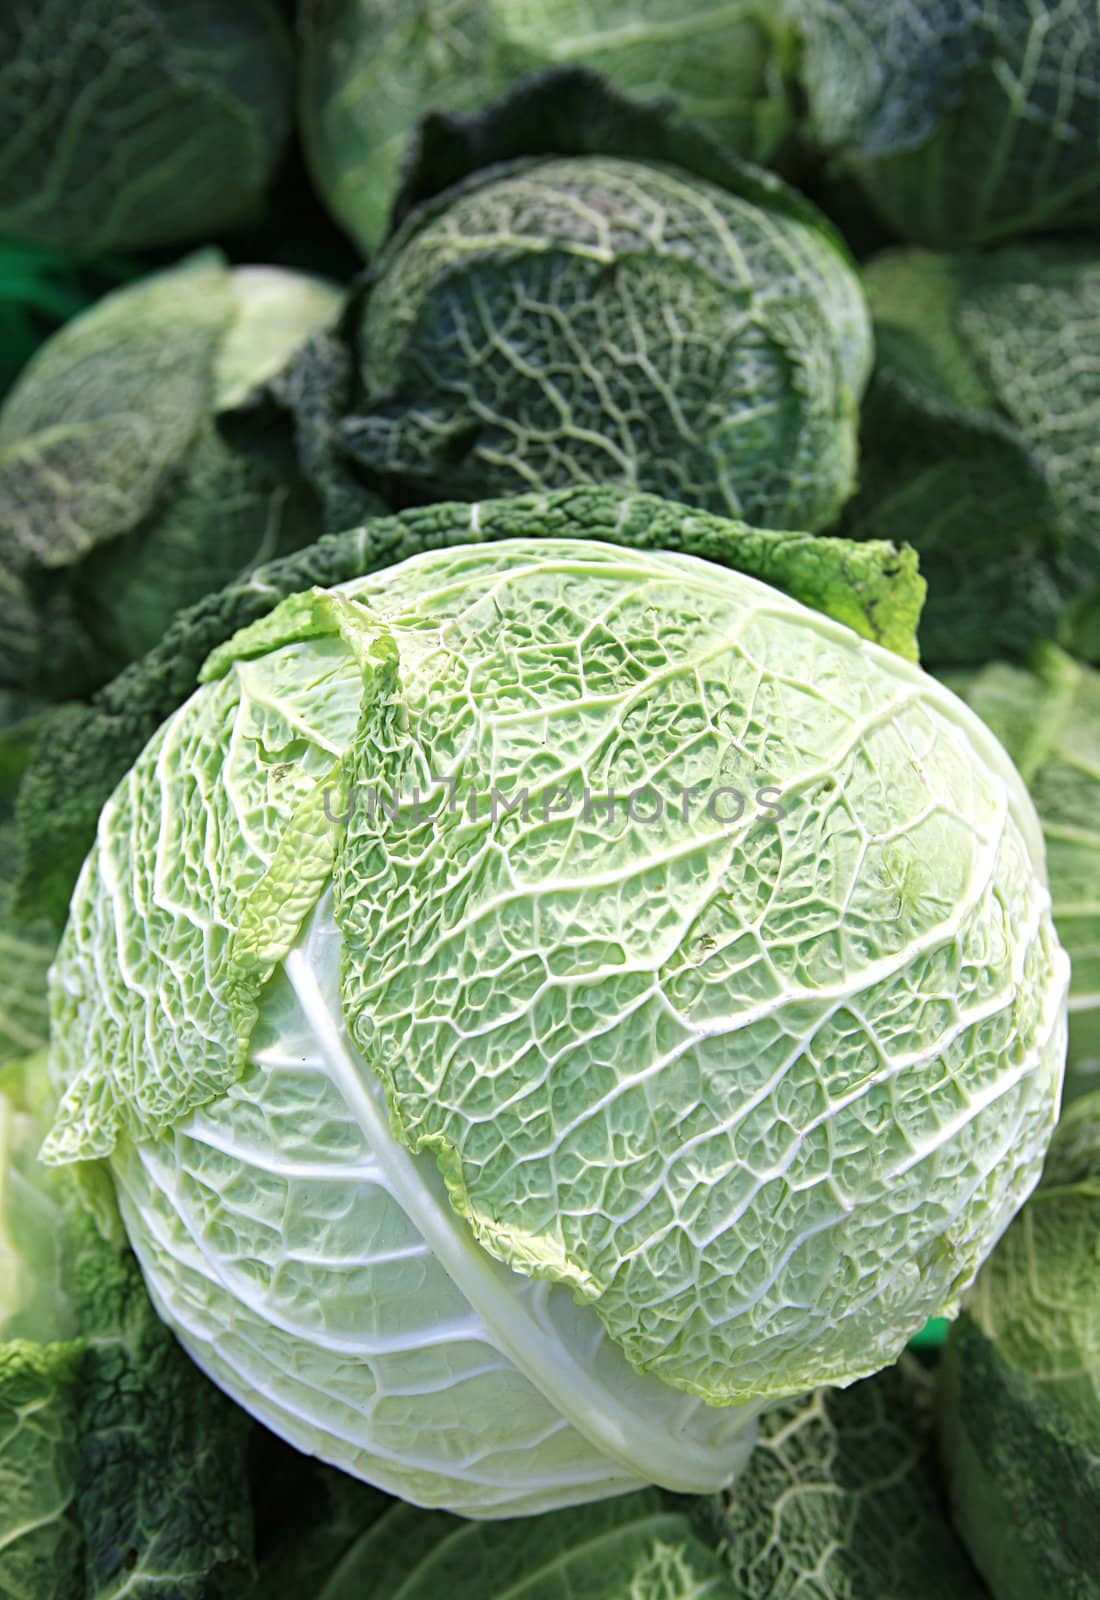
[300,3,794,253]
[0,1340,83,1600]
[64,1198,255,1600]
[0,0,292,254]
[306,1491,729,1600]
[846,244,1100,666]
[943,649,1100,1100]
[939,1092,1100,1600]
[389,64,809,236]
[702,1361,986,1599]
[1,1063,255,1599]
[793,0,1100,248]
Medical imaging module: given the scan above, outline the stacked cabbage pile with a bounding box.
[0,4,1097,1598]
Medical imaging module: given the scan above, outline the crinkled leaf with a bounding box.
[392,63,813,236]
[325,538,1055,1404]
[0,1339,83,1600]
[300,3,795,253]
[0,256,345,700]
[703,1361,986,1599]
[0,699,56,1068]
[64,1197,254,1600]
[42,597,387,1159]
[0,253,233,693]
[348,156,870,535]
[944,649,1100,1100]
[846,243,1100,666]
[793,0,1100,247]
[1,1061,255,1600]
[957,245,1100,654]
[309,1491,729,1600]
[940,1092,1100,1600]
[0,252,232,568]
[0,0,292,254]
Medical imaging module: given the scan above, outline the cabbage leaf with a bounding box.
[794,0,1100,248]
[940,1091,1100,1600]
[944,648,1100,1102]
[300,0,794,251]
[0,251,344,699]
[706,1360,986,1598]
[0,0,292,254]
[845,245,1100,666]
[0,1057,254,1599]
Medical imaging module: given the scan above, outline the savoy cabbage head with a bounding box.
[0,0,293,255]
[299,0,794,253]
[793,0,1100,248]
[0,250,345,701]
[41,493,1068,1517]
[844,244,1100,666]
[344,156,871,533]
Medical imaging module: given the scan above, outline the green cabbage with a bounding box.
[0,0,292,254]
[344,156,871,533]
[0,251,344,700]
[793,0,1100,248]
[40,499,1066,1516]
[844,244,1100,666]
[299,0,794,253]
